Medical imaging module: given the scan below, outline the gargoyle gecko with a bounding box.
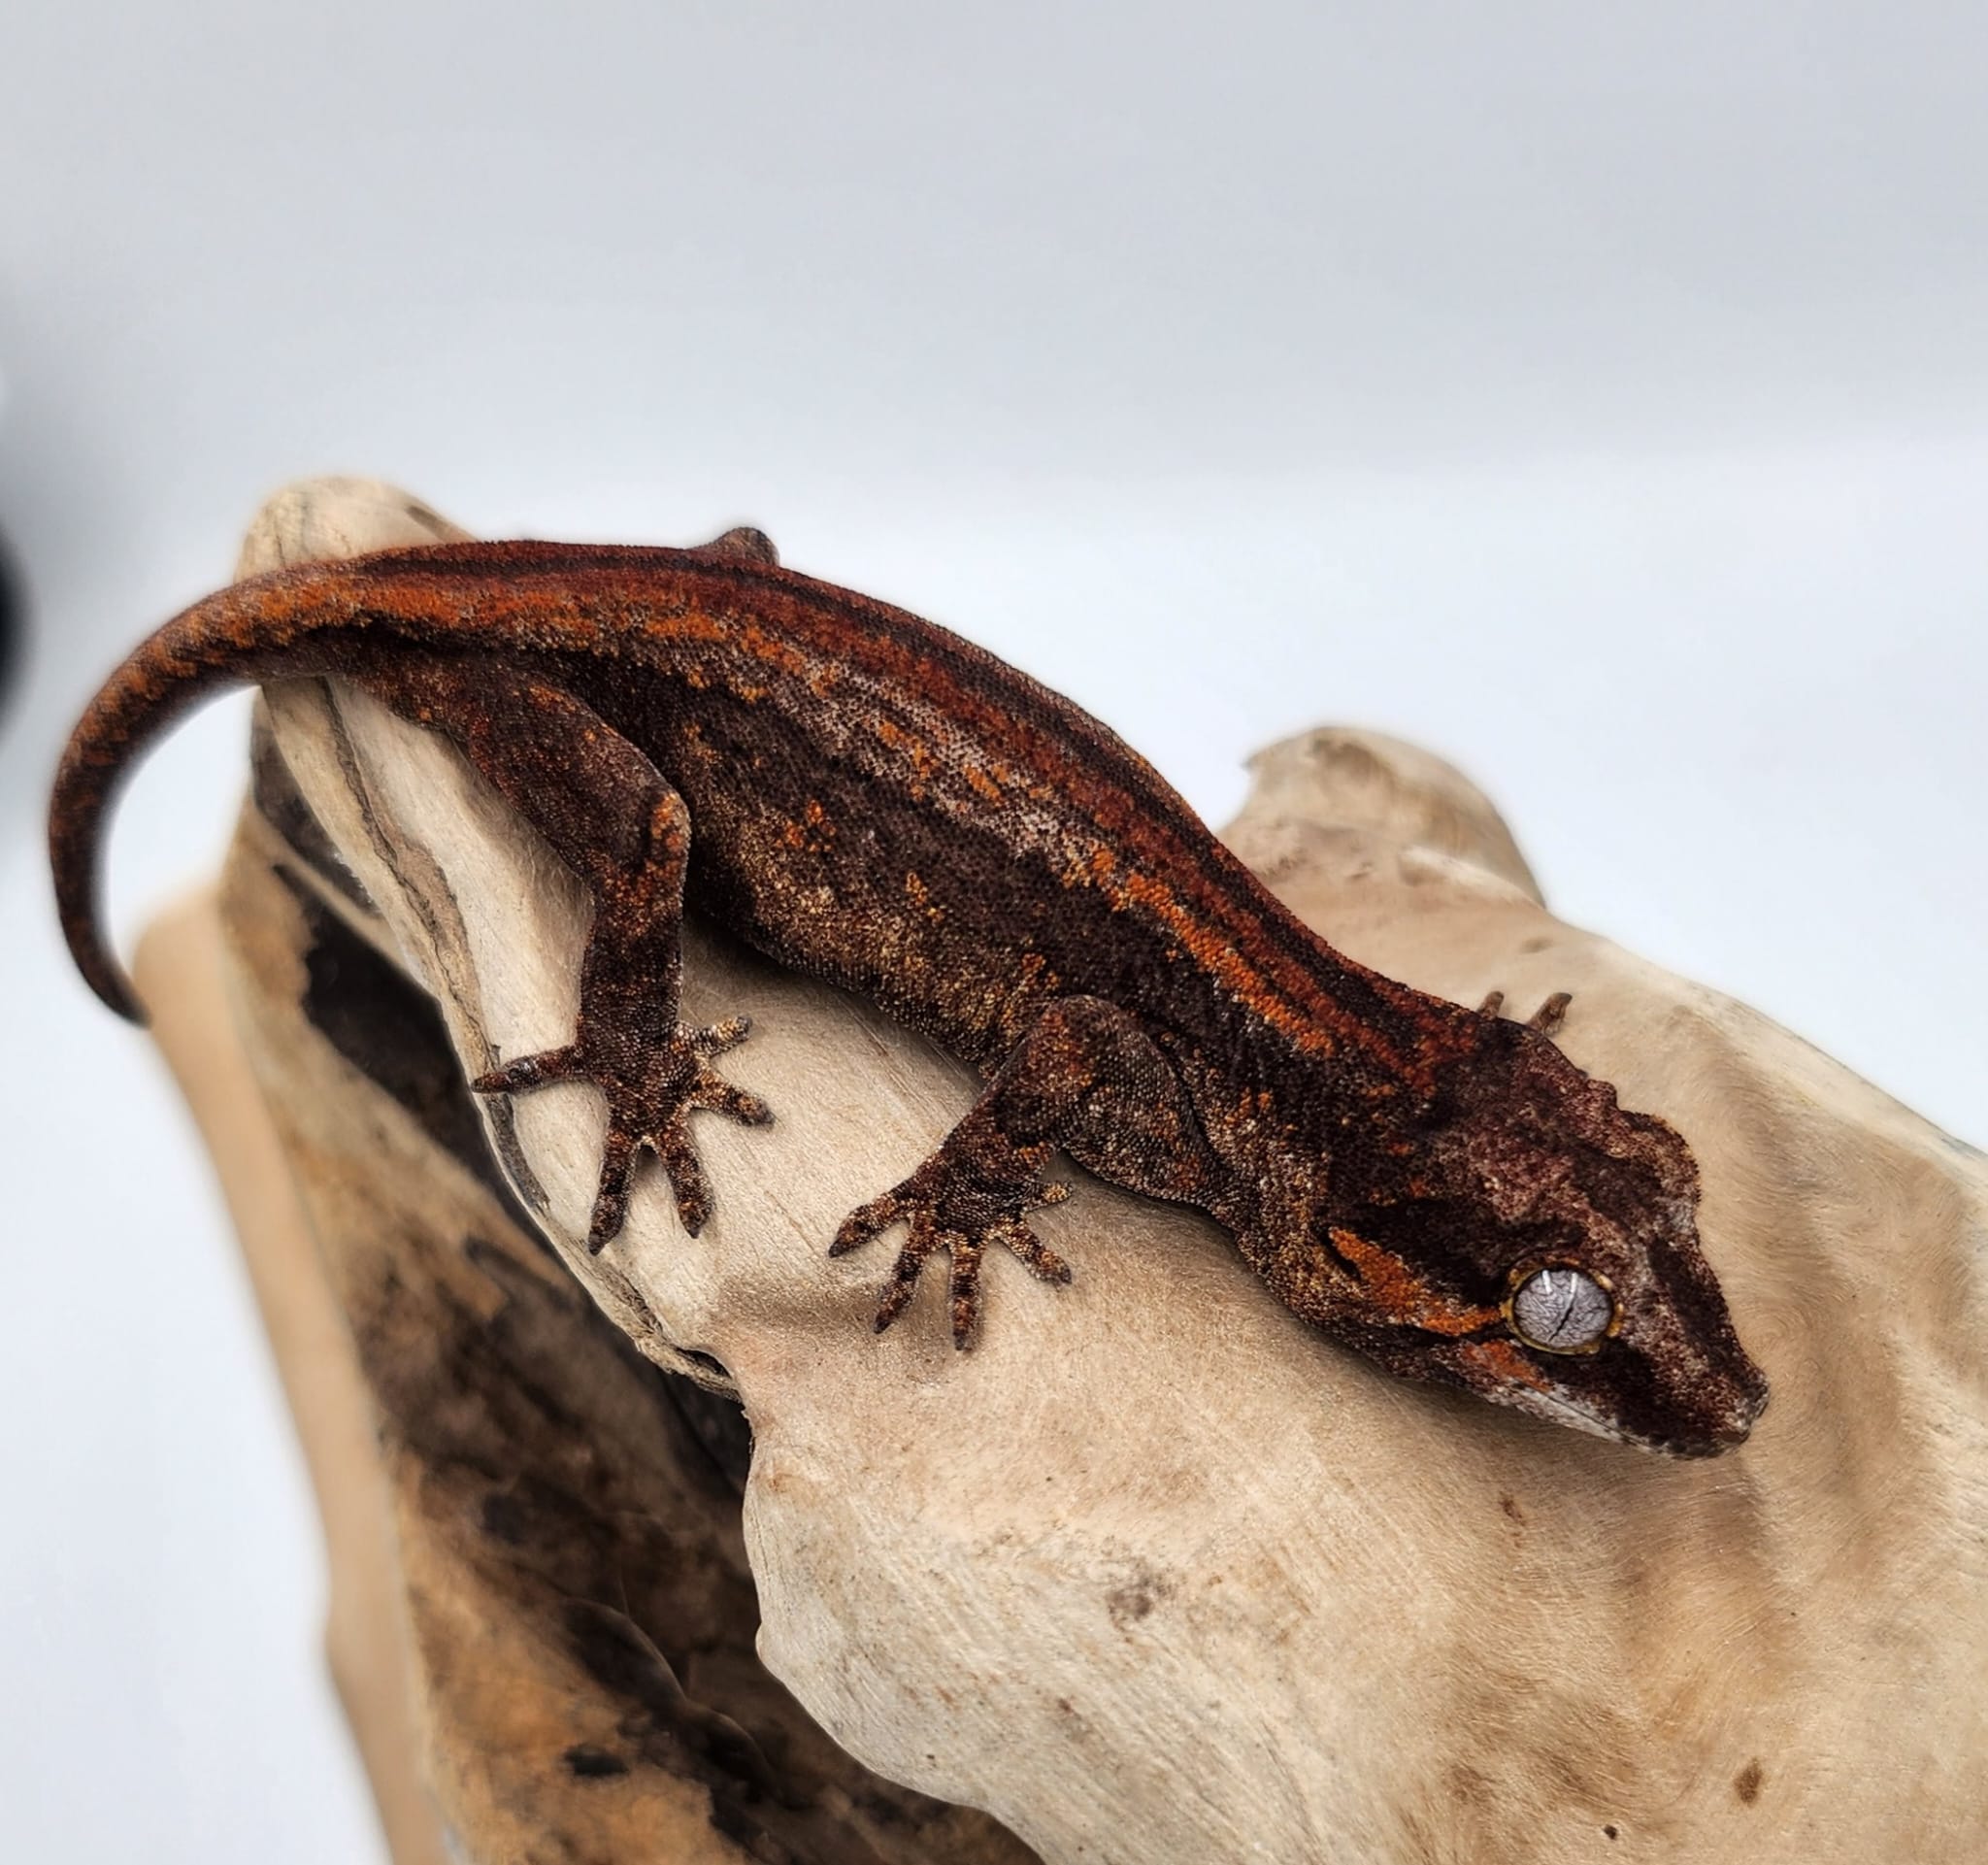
[50,527,1768,1454]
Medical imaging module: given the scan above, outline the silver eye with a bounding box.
[1507,1265,1616,1354]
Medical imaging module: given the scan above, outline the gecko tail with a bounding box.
[50,532,766,1021]
[49,604,255,1022]
[52,674,195,1020]
[47,557,392,1023]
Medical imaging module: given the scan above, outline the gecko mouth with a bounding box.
[1494,1382,1638,1446]
[1508,1351,1765,1456]
[1438,1318,1767,1456]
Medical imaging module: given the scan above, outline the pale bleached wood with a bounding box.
[230,477,1987,1863]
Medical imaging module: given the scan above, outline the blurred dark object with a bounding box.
[0,520,18,725]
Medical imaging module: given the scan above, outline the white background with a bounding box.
[1,5,1982,1858]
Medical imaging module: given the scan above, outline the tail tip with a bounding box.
[84,958,148,1027]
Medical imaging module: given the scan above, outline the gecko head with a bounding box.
[1322,1019,1769,1457]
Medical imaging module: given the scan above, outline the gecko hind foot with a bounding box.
[473,1016,771,1249]
[830,1167,1073,1349]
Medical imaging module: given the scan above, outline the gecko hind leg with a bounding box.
[337,654,771,1249]
[830,996,1223,1347]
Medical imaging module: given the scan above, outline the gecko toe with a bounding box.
[1476,989,1574,1037]
[992,1218,1072,1284]
[1529,990,1573,1036]
[694,1073,772,1126]
[585,1124,642,1252]
[473,1044,581,1095]
[829,1190,900,1258]
[872,1215,945,1333]
[948,1234,986,1348]
[690,1015,753,1058]
[654,1117,713,1236]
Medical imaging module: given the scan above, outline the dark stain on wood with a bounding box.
[560,1596,789,1805]
[563,1743,630,1780]
[251,708,375,915]
[1105,1562,1176,1633]
[280,863,538,1236]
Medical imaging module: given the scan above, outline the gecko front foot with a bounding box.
[830,1150,1073,1348]
[473,1016,771,1249]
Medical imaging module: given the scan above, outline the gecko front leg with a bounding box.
[335,653,771,1249]
[830,996,1225,1345]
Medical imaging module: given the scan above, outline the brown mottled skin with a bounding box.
[50,527,1768,1454]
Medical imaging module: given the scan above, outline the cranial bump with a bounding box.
[1508,1264,1616,1353]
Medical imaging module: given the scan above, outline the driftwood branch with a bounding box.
[149,477,1988,1862]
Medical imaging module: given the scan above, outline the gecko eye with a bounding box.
[1506,1264,1616,1354]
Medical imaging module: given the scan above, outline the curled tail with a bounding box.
[49,564,381,1020]
[49,533,776,1021]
